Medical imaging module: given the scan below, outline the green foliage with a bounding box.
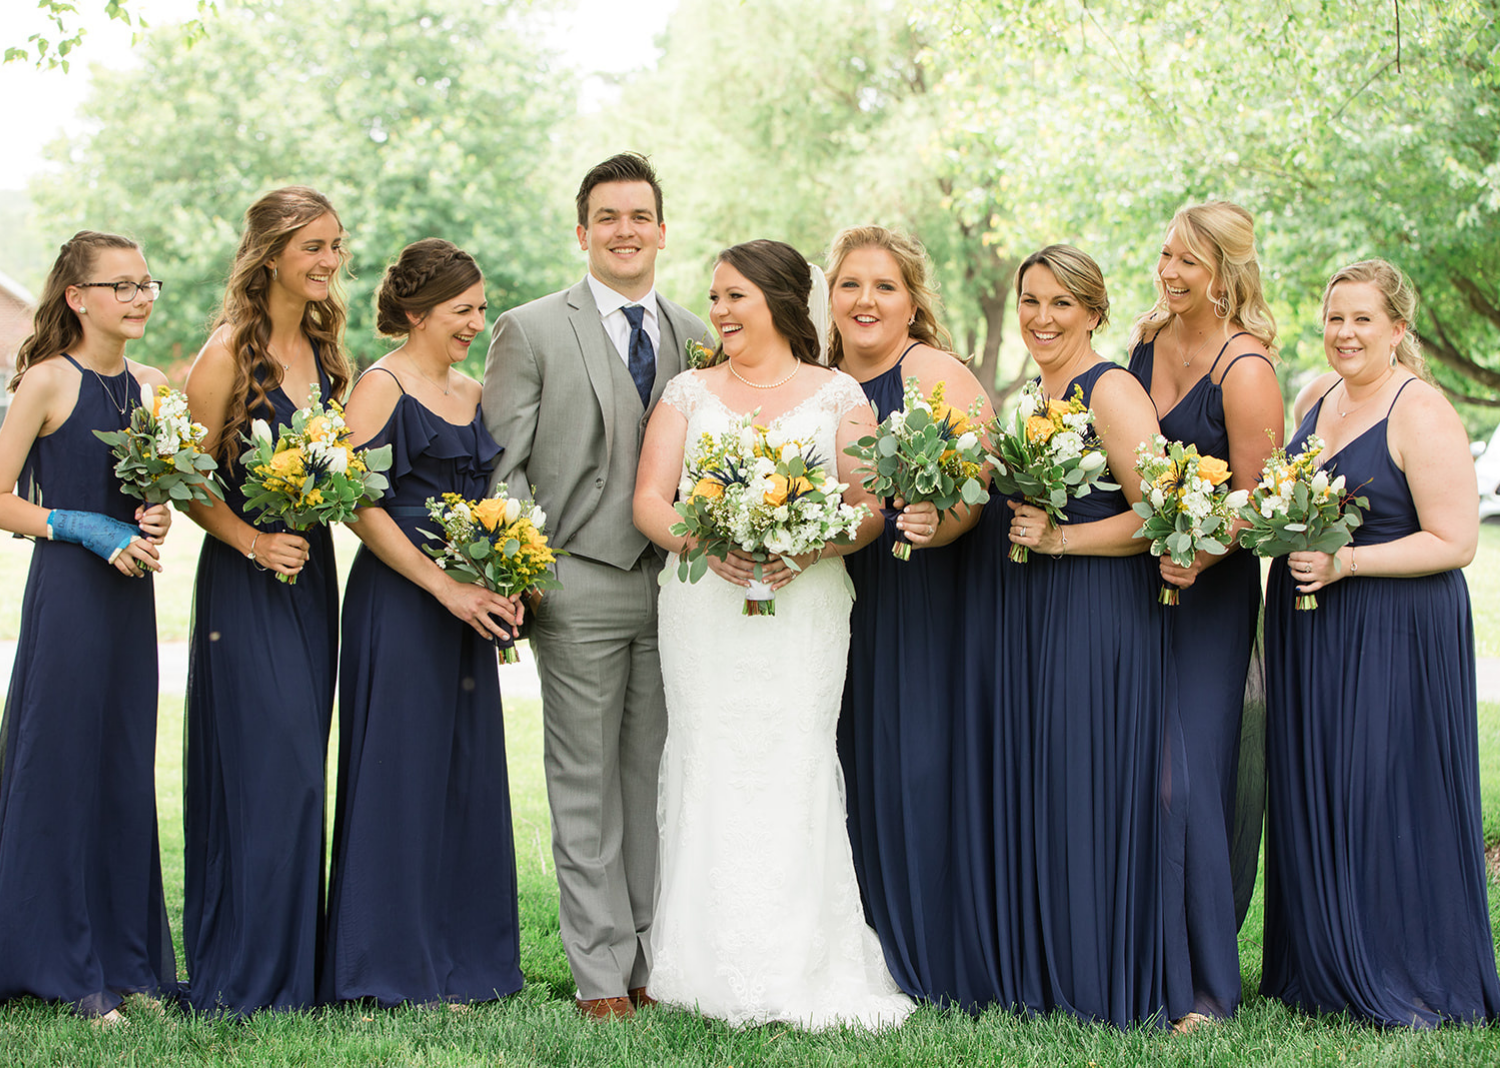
[31,0,575,373]
[92,397,224,510]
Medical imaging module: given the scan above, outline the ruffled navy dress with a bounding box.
[1129,335,1268,1018]
[1261,379,1500,1027]
[182,363,339,1015]
[837,351,975,1006]
[0,357,175,1015]
[321,384,521,1006]
[1009,362,1178,1027]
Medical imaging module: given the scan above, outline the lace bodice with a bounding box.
[661,370,873,483]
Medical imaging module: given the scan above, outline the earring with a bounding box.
[1211,293,1230,319]
[77,306,88,315]
[271,266,278,281]
[908,315,916,326]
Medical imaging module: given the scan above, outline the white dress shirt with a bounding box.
[586,274,662,367]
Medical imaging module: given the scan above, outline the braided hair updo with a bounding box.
[376,239,483,337]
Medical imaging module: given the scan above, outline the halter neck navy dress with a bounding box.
[1129,334,1268,1019]
[322,382,522,1006]
[182,361,338,1015]
[1008,362,1178,1027]
[0,357,175,1015]
[1261,379,1500,1026]
[836,350,978,1006]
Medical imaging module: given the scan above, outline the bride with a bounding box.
[633,240,914,1029]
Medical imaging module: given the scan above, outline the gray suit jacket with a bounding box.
[482,277,707,570]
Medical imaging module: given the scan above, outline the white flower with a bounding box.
[504,497,522,525]
[1224,489,1250,511]
[764,528,793,555]
[887,411,906,434]
[773,505,789,522]
[1078,450,1106,473]
[1150,487,1166,510]
[251,418,273,446]
[1330,474,1346,493]
[1311,470,1329,495]
[780,442,801,462]
[1018,389,1039,418]
[765,428,786,450]
[325,447,348,474]
[1052,431,1083,461]
[956,431,979,453]
[531,507,547,532]
[1260,499,1278,519]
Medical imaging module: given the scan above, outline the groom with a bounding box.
[482,152,707,1020]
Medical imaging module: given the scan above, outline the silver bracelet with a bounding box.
[246,532,268,572]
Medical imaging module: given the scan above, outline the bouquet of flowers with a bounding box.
[1236,435,1369,610]
[684,335,717,370]
[844,377,989,560]
[239,385,392,583]
[669,412,869,616]
[93,385,224,510]
[421,486,563,662]
[1131,436,1250,605]
[984,380,1115,562]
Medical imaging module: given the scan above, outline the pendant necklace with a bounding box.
[1336,367,1397,418]
[407,355,452,396]
[85,359,130,418]
[1175,317,1221,368]
[728,359,800,390]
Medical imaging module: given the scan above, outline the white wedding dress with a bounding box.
[647,370,914,1030]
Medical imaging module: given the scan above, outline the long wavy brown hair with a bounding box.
[11,231,140,392]
[211,186,352,462]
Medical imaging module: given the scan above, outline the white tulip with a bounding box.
[531,507,547,532]
[1311,470,1329,495]
[504,497,522,525]
[251,418,273,446]
[956,431,979,453]
[1079,450,1106,472]
[1224,489,1251,510]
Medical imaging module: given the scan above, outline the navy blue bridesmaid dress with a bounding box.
[0,357,175,1015]
[182,362,338,1015]
[1013,362,1179,1027]
[321,381,522,1006]
[1261,379,1500,1027]
[1129,334,1269,1018]
[837,349,975,1006]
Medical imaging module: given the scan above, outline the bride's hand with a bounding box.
[763,550,820,591]
[704,547,758,587]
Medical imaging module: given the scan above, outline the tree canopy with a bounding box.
[32,0,575,370]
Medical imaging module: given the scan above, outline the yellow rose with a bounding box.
[762,474,813,507]
[472,497,507,532]
[304,415,329,440]
[1197,456,1232,486]
[691,477,725,501]
[1046,398,1072,421]
[1025,415,1056,444]
[269,447,305,480]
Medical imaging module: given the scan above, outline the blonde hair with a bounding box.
[12,231,140,392]
[1014,245,1110,331]
[1130,201,1279,358]
[1322,259,1427,379]
[212,186,352,462]
[824,225,954,367]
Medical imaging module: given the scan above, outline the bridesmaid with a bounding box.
[321,240,523,1007]
[1126,202,1283,1025]
[1262,259,1500,1027]
[0,232,175,1022]
[181,187,352,1015]
[1004,246,1178,1028]
[825,225,993,1008]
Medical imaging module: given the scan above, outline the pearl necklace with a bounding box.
[728,358,800,390]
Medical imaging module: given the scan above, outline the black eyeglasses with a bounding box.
[77,280,165,302]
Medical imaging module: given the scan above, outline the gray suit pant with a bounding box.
[531,552,666,1000]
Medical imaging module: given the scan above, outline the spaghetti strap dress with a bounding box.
[0,356,175,1015]
[1129,334,1269,1018]
[1014,362,1178,1027]
[182,360,338,1015]
[321,378,522,1006]
[1261,379,1500,1027]
[836,347,976,1006]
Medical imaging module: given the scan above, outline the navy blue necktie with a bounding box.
[621,304,656,409]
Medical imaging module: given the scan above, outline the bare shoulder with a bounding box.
[129,361,170,390]
[905,344,985,395]
[1389,375,1462,433]
[346,359,406,409]
[1292,372,1339,424]
[188,324,238,382]
[1092,361,1153,408]
[16,354,76,394]
[451,370,484,406]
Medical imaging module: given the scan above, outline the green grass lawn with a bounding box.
[1,526,1499,1064]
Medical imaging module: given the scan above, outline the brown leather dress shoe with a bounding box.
[628,986,657,1009]
[576,995,635,1020]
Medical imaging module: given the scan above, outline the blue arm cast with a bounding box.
[47,509,140,565]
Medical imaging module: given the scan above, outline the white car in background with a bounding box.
[1473,426,1500,521]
